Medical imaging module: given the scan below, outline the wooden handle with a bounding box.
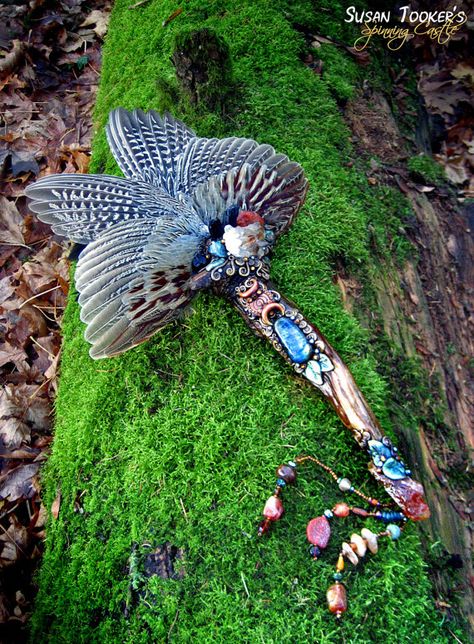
[228,275,430,521]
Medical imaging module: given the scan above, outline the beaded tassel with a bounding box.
[258,455,408,619]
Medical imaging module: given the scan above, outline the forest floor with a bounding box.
[0,0,472,642]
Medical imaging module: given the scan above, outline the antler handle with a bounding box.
[223,272,429,521]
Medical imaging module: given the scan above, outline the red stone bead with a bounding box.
[263,495,284,521]
[327,582,347,616]
[306,515,331,548]
[333,503,350,518]
[275,464,296,484]
[236,210,265,227]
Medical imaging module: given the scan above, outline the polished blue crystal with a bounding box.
[386,524,401,540]
[274,317,313,364]
[382,457,407,480]
[209,240,227,257]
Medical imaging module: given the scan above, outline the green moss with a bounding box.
[30,0,460,642]
[408,154,446,185]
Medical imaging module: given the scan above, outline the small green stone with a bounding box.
[333,572,343,581]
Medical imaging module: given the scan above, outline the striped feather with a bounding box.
[106,108,195,193]
[25,174,195,243]
[192,159,308,235]
[75,217,206,358]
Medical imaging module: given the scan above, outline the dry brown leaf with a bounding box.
[0,463,40,502]
[80,9,110,39]
[451,62,474,86]
[0,197,26,247]
[435,152,469,184]
[418,77,469,116]
[51,490,61,519]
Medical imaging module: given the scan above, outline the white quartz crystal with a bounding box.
[222,222,266,258]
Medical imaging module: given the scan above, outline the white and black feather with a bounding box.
[25,107,309,359]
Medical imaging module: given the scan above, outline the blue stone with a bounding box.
[382,457,407,480]
[274,317,313,364]
[276,478,286,487]
[209,240,227,257]
[305,360,323,385]
[205,257,226,272]
[386,524,401,540]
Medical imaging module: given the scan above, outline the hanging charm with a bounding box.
[259,455,408,618]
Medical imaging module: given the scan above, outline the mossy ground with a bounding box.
[31,1,457,641]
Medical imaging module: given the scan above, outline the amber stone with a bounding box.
[306,515,331,548]
[263,495,284,521]
[275,464,296,484]
[333,503,350,518]
[327,582,347,615]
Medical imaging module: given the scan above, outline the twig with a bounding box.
[19,285,62,309]
[162,7,183,27]
[129,0,151,9]
[30,336,55,360]
[179,497,188,522]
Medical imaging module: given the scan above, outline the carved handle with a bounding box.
[229,275,430,521]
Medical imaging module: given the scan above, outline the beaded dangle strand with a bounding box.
[258,455,407,618]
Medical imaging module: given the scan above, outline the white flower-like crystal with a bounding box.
[222,222,266,258]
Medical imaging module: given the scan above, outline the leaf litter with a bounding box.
[0,0,110,637]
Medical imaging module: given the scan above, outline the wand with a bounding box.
[26,108,429,523]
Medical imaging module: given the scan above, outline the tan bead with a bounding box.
[361,528,378,554]
[342,542,359,566]
[350,533,367,557]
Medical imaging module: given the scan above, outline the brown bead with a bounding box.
[327,582,347,616]
[333,503,350,518]
[263,495,284,521]
[306,515,331,548]
[275,464,296,484]
[350,507,369,518]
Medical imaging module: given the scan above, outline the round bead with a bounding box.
[333,572,343,581]
[276,478,286,487]
[350,533,367,557]
[324,509,334,519]
[306,515,331,548]
[309,545,321,559]
[386,523,401,540]
[361,528,378,554]
[338,477,352,492]
[263,495,284,521]
[327,582,347,616]
[333,503,350,518]
[287,460,297,468]
[342,541,359,566]
[275,464,297,484]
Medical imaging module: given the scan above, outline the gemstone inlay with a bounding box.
[274,317,312,364]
